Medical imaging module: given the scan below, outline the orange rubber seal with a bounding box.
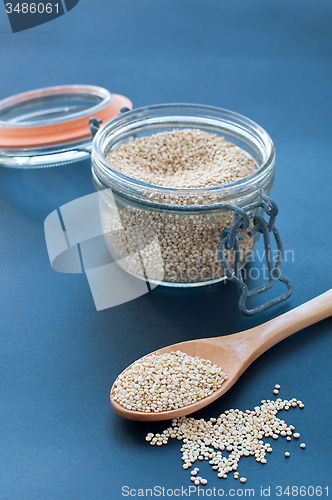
[0,92,132,149]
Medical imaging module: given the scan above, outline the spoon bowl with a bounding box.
[111,289,332,421]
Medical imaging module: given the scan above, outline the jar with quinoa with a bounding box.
[91,104,275,287]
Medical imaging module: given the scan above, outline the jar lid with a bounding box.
[0,84,132,168]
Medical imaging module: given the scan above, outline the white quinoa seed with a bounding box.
[293,433,300,439]
[285,452,290,457]
[145,391,304,483]
[300,443,306,449]
[107,129,256,190]
[275,384,281,390]
[240,478,247,483]
[103,129,256,285]
[113,350,227,412]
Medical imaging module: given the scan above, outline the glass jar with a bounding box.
[91,104,275,287]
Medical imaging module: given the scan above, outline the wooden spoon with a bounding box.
[110,289,332,421]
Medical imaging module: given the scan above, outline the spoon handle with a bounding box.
[240,289,332,364]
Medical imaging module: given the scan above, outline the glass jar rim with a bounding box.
[92,103,275,207]
[0,85,112,130]
[0,85,132,168]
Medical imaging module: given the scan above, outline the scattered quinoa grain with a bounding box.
[145,388,305,484]
[275,384,281,390]
[273,389,279,395]
[240,477,247,483]
[300,443,306,449]
[200,479,208,485]
[293,433,300,439]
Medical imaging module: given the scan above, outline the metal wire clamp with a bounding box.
[217,190,293,316]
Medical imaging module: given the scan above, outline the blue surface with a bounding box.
[0,1,332,499]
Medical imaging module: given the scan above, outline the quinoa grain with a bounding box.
[146,392,304,484]
[103,129,256,284]
[113,350,227,412]
[107,129,255,190]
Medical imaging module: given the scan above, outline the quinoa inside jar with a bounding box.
[91,104,275,287]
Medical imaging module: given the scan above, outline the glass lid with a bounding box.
[0,85,132,168]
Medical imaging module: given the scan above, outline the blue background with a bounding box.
[0,1,331,498]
